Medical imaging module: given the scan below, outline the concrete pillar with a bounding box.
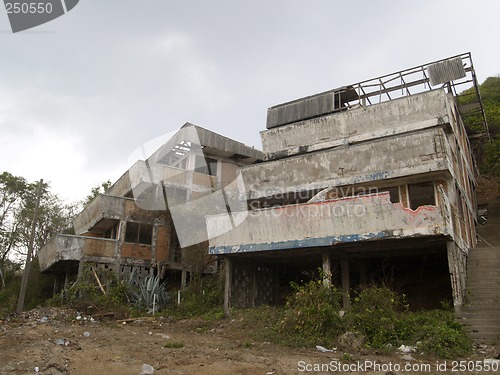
[53,275,59,296]
[224,257,232,317]
[341,256,351,310]
[181,269,187,290]
[322,253,332,286]
[77,259,84,281]
[447,241,465,310]
[251,265,257,307]
[64,269,69,289]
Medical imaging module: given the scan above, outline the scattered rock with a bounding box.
[398,344,416,353]
[140,363,154,374]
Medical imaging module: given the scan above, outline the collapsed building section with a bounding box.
[38,123,263,290]
[208,53,485,312]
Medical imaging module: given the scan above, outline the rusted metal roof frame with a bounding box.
[345,52,489,139]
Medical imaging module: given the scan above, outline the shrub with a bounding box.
[349,285,407,348]
[278,278,344,346]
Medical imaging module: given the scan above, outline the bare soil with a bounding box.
[0,307,497,375]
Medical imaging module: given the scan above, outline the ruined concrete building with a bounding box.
[39,53,488,316]
[207,53,489,312]
[38,124,263,289]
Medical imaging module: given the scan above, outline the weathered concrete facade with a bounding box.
[208,55,483,312]
[39,123,263,290]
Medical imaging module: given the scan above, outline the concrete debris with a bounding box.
[398,344,416,353]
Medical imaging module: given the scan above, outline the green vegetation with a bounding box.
[47,265,132,317]
[168,274,224,319]
[274,280,472,358]
[461,76,500,178]
[0,258,54,318]
[278,279,344,346]
[164,341,184,348]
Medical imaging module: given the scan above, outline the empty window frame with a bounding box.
[194,155,218,176]
[124,222,153,245]
[408,182,435,210]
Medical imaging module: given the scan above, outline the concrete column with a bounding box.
[322,253,332,286]
[151,224,159,266]
[64,270,69,289]
[53,275,59,296]
[341,256,351,310]
[251,265,257,307]
[181,269,187,290]
[447,241,465,310]
[224,257,232,317]
[77,259,84,281]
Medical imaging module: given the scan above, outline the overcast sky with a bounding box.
[0,0,499,202]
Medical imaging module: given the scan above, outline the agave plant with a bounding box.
[126,268,170,312]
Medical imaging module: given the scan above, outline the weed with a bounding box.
[164,341,184,348]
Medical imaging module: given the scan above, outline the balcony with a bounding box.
[38,235,118,272]
[73,195,150,235]
[207,189,452,255]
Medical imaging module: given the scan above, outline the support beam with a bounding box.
[341,256,351,310]
[322,253,332,286]
[224,257,232,317]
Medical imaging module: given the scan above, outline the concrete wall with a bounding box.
[244,128,449,200]
[208,191,450,254]
[261,90,449,160]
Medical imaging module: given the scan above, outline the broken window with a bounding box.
[408,182,435,210]
[125,222,153,245]
[379,187,400,203]
[104,222,119,239]
[194,155,218,176]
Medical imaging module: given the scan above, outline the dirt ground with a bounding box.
[0,307,498,375]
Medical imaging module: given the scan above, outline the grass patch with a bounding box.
[164,341,184,348]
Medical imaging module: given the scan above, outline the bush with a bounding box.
[402,309,472,358]
[349,285,407,348]
[277,281,472,358]
[278,278,344,346]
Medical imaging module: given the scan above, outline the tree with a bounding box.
[0,172,29,271]
[0,172,78,289]
[81,180,112,208]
